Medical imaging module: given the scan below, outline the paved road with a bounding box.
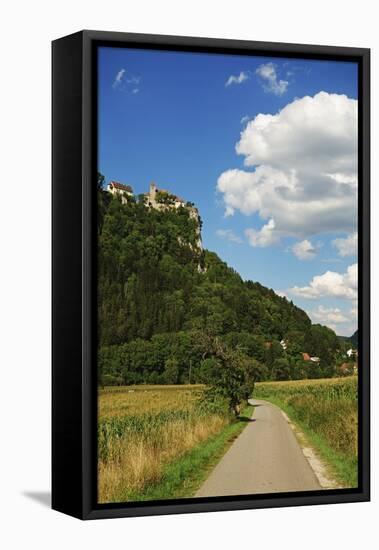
[195,399,321,497]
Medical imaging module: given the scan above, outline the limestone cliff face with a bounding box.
[188,207,203,252]
[143,181,203,252]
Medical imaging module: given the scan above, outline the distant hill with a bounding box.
[338,330,358,348]
[350,330,358,347]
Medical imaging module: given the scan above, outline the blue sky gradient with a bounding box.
[98,47,358,336]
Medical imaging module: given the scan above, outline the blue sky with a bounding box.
[98,47,358,336]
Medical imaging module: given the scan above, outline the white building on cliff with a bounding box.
[107,181,134,204]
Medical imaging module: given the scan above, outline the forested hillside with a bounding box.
[97,188,344,386]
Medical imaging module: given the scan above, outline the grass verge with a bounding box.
[123,404,254,502]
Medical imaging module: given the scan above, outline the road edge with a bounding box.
[279,408,341,489]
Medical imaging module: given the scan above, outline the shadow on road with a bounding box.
[237,416,256,423]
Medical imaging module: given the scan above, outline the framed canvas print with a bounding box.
[52,30,370,520]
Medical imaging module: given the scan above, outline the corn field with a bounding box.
[98,386,229,503]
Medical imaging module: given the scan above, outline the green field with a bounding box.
[254,376,358,487]
[98,385,251,503]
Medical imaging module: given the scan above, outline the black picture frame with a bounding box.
[52,30,370,520]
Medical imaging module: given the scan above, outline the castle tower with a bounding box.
[150,181,157,200]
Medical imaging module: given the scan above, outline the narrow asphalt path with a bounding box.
[195,399,321,497]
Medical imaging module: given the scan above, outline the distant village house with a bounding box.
[280,339,287,350]
[301,352,320,363]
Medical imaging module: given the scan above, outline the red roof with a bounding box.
[302,353,311,361]
[110,181,133,193]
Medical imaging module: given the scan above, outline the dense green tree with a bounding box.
[97,190,344,386]
[272,358,291,381]
[97,172,105,190]
[197,335,262,415]
[163,358,180,384]
[304,324,340,370]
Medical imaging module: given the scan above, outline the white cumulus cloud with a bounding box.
[245,219,279,247]
[292,239,318,260]
[311,305,349,325]
[216,229,242,243]
[308,304,357,334]
[256,63,288,96]
[225,71,249,87]
[350,304,358,318]
[290,263,357,300]
[217,92,358,246]
[332,232,358,257]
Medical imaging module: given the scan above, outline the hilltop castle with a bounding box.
[144,182,186,210]
[106,180,203,251]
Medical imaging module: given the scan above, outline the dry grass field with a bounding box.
[99,384,204,418]
[98,385,229,503]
